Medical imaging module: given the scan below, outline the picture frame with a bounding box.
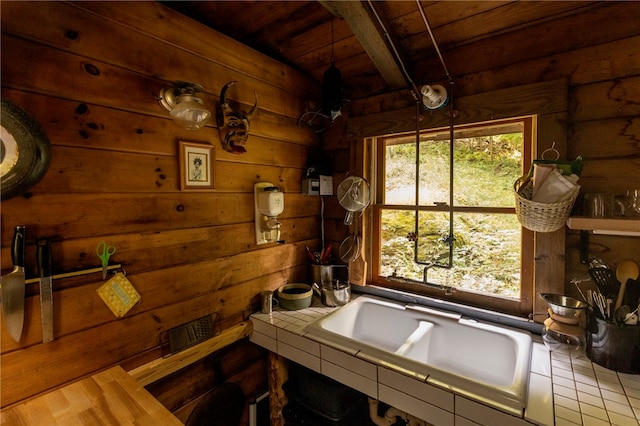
[179,141,215,190]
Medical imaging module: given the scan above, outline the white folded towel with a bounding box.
[532,164,557,198]
[532,167,580,203]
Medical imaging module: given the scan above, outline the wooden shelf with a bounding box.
[567,217,640,236]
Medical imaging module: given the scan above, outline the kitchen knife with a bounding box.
[37,238,54,343]
[1,226,26,342]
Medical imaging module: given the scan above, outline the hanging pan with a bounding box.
[337,176,370,225]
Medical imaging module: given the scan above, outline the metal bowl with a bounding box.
[540,293,587,318]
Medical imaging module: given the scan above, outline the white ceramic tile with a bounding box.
[574,372,600,388]
[619,373,640,390]
[603,397,636,418]
[632,405,640,423]
[555,416,582,426]
[626,387,640,400]
[554,374,577,390]
[249,331,277,353]
[276,328,320,356]
[555,404,583,425]
[555,383,579,400]
[556,393,581,412]
[602,388,630,404]
[531,343,552,376]
[573,364,597,379]
[580,413,611,426]
[455,415,481,426]
[551,349,572,363]
[553,358,575,373]
[571,352,593,368]
[378,366,453,412]
[579,401,610,422]
[277,341,321,372]
[578,390,605,409]
[607,411,639,426]
[599,378,625,395]
[594,366,620,383]
[320,344,376,378]
[555,367,576,380]
[379,384,454,426]
[251,317,277,338]
[576,381,602,398]
[455,396,528,426]
[321,359,377,398]
[525,372,554,426]
[310,335,359,356]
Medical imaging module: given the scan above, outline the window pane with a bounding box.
[380,209,451,282]
[385,143,416,205]
[453,133,522,207]
[384,139,450,206]
[430,213,522,299]
[418,140,450,206]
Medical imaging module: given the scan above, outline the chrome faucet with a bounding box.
[422,263,435,283]
[423,263,455,295]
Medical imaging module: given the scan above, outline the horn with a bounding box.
[245,90,259,119]
[219,80,237,107]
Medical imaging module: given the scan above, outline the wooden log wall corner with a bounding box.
[0,0,321,415]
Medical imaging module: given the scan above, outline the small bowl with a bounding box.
[277,284,313,310]
[540,293,587,318]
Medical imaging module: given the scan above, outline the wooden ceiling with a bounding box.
[162,1,611,101]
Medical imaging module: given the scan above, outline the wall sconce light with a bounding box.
[421,84,449,110]
[158,81,212,130]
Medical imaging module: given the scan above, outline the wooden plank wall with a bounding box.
[0,1,322,418]
[331,2,640,307]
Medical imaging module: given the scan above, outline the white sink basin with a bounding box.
[304,295,532,415]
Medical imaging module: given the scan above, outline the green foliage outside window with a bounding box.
[380,130,524,299]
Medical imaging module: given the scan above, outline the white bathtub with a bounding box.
[304,295,532,415]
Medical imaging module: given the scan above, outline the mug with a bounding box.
[260,291,278,314]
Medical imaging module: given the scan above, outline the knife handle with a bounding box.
[11,226,26,268]
[37,238,53,278]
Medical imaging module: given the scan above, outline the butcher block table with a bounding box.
[0,366,183,425]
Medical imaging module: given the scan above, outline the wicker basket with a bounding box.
[514,177,578,233]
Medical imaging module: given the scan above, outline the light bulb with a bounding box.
[421,84,448,110]
[170,94,212,130]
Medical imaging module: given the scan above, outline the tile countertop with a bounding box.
[250,297,640,426]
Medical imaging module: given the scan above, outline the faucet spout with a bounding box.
[422,263,435,283]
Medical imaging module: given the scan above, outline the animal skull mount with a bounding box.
[217,81,258,154]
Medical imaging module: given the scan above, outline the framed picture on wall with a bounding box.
[179,141,215,190]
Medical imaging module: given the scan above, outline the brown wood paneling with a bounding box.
[0,1,321,414]
[571,76,640,122]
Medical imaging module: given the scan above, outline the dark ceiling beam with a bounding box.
[319,0,408,90]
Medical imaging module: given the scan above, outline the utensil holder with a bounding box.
[586,313,640,373]
[310,264,348,288]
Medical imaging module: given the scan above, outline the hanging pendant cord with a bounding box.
[415,0,453,84]
[330,16,335,64]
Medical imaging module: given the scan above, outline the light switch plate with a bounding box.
[319,175,333,195]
